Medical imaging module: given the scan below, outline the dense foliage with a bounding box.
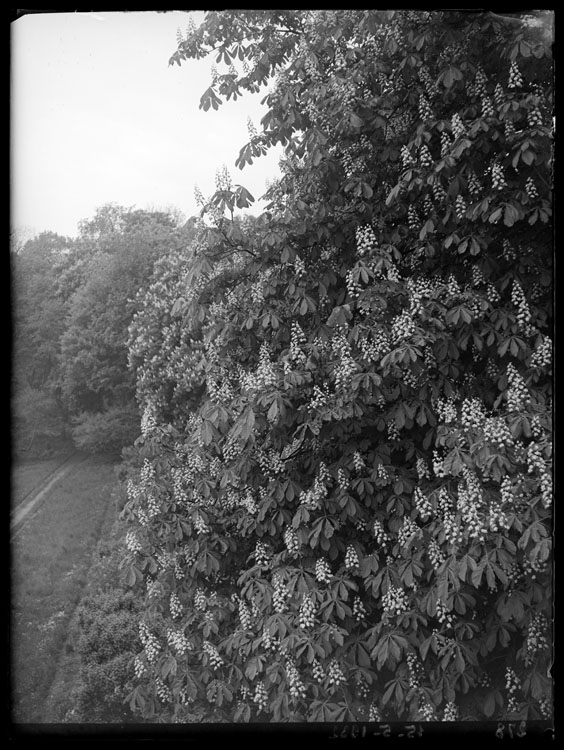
[122,10,552,723]
[11,231,74,454]
[70,532,144,722]
[11,205,191,457]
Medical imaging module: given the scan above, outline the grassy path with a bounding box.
[10,454,76,509]
[10,455,119,724]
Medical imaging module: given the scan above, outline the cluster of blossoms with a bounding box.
[193,513,211,535]
[202,641,224,670]
[372,518,389,549]
[408,205,420,231]
[488,479,511,532]
[355,224,378,257]
[419,143,433,168]
[145,576,160,599]
[194,587,206,611]
[327,658,346,689]
[289,321,307,364]
[524,613,549,665]
[391,309,416,343]
[358,328,390,362]
[126,477,141,503]
[506,363,531,412]
[419,701,436,721]
[369,702,382,721]
[353,596,367,622]
[530,336,552,369]
[239,600,252,630]
[442,702,459,721]
[241,342,277,394]
[293,254,306,279]
[345,543,360,570]
[528,103,543,128]
[387,420,401,442]
[139,621,160,664]
[511,279,533,331]
[440,132,452,159]
[337,466,349,491]
[284,527,300,556]
[140,457,155,484]
[539,696,553,719]
[527,442,552,508]
[432,180,447,204]
[467,169,482,197]
[273,572,289,613]
[508,60,524,89]
[494,81,505,105]
[382,586,409,616]
[261,627,278,652]
[155,676,172,704]
[253,681,268,712]
[406,276,436,316]
[166,628,191,656]
[352,451,365,472]
[140,402,158,436]
[451,112,465,139]
[298,593,316,630]
[398,516,420,548]
[407,652,424,688]
[483,416,514,451]
[169,592,183,619]
[455,194,467,220]
[241,487,258,515]
[446,274,461,297]
[438,488,463,546]
[491,161,507,191]
[435,396,458,424]
[346,268,362,300]
[125,530,143,554]
[461,397,486,429]
[315,557,332,583]
[526,176,539,199]
[414,487,432,519]
[254,540,271,567]
[300,472,329,510]
[332,331,358,391]
[505,667,521,712]
[418,94,433,121]
[401,145,416,168]
[416,457,431,481]
[256,448,285,478]
[311,658,326,683]
[458,467,487,541]
[435,598,455,629]
[427,538,446,571]
[286,658,307,699]
[133,654,147,679]
[423,192,434,216]
[481,94,495,118]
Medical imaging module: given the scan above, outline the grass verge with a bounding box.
[11,454,75,508]
[10,455,118,723]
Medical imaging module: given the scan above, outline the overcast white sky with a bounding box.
[11,10,283,239]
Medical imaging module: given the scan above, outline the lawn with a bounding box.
[11,454,75,509]
[10,455,119,723]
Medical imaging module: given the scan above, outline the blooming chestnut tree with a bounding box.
[122,10,553,722]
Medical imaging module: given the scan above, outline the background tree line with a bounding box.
[11,204,197,458]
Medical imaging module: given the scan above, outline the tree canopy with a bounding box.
[122,10,553,723]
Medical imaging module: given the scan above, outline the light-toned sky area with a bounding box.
[11,10,283,239]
